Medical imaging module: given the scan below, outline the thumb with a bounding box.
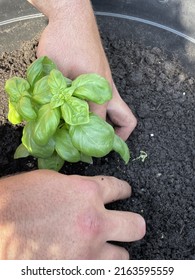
[107,83,137,141]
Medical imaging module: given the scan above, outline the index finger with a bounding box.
[89,175,132,204]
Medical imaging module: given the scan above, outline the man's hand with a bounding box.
[28,0,137,140]
[0,170,145,259]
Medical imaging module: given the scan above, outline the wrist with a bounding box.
[27,0,92,19]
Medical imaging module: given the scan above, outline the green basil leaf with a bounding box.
[8,100,22,124]
[50,95,65,109]
[61,97,89,125]
[69,113,114,157]
[22,121,55,158]
[18,96,37,121]
[80,153,93,164]
[14,144,30,159]
[32,76,52,105]
[27,56,57,87]
[48,69,68,94]
[14,143,30,159]
[55,125,80,162]
[38,152,64,171]
[113,134,130,164]
[5,77,30,103]
[48,69,74,108]
[72,74,112,104]
[33,104,60,146]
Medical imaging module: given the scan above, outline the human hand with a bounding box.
[0,170,145,259]
[32,0,137,140]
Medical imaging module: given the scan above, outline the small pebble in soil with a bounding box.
[137,103,150,118]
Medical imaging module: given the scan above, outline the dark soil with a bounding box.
[0,34,195,260]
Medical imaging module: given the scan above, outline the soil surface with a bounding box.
[0,34,195,260]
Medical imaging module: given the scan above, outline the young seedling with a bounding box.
[5,56,130,171]
[132,150,148,163]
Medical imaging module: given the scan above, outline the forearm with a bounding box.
[27,0,100,45]
[27,0,93,19]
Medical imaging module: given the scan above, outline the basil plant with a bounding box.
[5,56,130,171]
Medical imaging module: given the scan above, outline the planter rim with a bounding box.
[1,12,195,44]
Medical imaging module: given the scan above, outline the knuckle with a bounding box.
[83,181,100,199]
[77,209,103,239]
[72,176,100,197]
[129,115,137,130]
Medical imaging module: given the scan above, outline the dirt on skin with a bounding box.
[0,34,195,260]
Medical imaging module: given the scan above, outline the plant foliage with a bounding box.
[5,56,130,171]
